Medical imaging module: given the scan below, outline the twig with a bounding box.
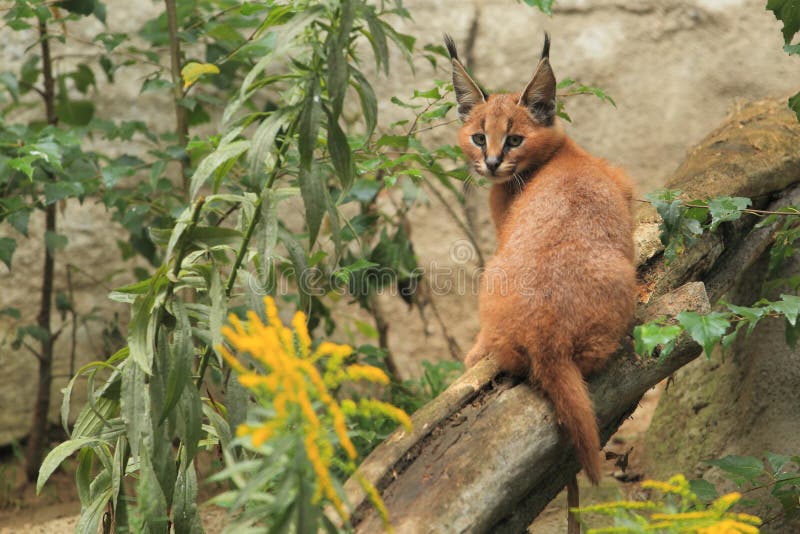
[165,0,190,194]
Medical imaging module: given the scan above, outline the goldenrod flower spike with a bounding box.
[221,296,411,526]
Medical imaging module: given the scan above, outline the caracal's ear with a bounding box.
[444,34,486,121]
[519,33,557,125]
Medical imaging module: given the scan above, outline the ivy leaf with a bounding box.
[633,321,683,359]
[0,237,17,269]
[689,479,719,502]
[8,155,39,179]
[181,62,220,89]
[707,455,764,486]
[44,231,68,253]
[789,91,800,122]
[707,196,751,230]
[770,294,800,326]
[677,311,731,358]
[522,0,554,15]
[767,0,800,44]
[724,302,767,336]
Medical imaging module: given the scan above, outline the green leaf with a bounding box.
[633,321,683,359]
[128,291,156,375]
[173,458,202,534]
[326,0,354,119]
[707,455,764,485]
[189,139,250,200]
[44,231,68,253]
[770,294,800,326]
[0,237,16,269]
[44,181,84,204]
[181,61,220,89]
[209,268,226,366]
[707,196,751,230]
[523,0,554,15]
[75,448,93,505]
[789,91,800,122]
[37,437,102,493]
[8,155,39,179]
[677,310,731,358]
[137,442,169,532]
[352,69,377,138]
[176,384,203,464]
[725,302,767,336]
[767,0,800,44]
[689,479,719,502]
[765,452,792,474]
[55,99,95,126]
[258,189,279,288]
[785,317,800,349]
[247,108,294,182]
[298,78,322,170]
[280,229,311,310]
[363,6,389,73]
[299,164,326,248]
[327,114,353,190]
[121,355,149,460]
[160,301,192,424]
[75,484,112,534]
[57,0,96,16]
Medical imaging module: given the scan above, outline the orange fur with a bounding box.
[447,34,636,484]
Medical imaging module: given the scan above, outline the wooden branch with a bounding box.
[344,98,800,532]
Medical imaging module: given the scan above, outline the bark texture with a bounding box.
[344,98,800,533]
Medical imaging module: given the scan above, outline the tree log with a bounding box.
[345,99,800,533]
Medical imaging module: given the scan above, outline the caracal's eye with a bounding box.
[506,135,523,147]
[471,133,486,147]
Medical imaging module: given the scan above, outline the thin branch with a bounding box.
[165,0,190,194]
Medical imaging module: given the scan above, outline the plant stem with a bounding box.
[195,196,264,388]
[165,0,189,195]
[25,18,58,483]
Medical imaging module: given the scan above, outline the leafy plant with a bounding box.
[209,296,410,530]
[767,0,800,120]
[573,474,763,533]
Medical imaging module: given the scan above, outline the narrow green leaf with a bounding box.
[352,68,377,138]
[75,484,112,534]
[159,301,192,423]
[209,268,226,366]
[176,385,203,463]
[189,140,250,200]
[37,437,102,493]
[121,353,149,459]
[299,165,326,247]
[137,442,169,532]
[326,0,354,119]
[248,108,294,182]
[128,292,156,374]
[280,229,311,310]
[173,458,203,534]
[76,448,93,505]
[258,189,279,288]
[363,6,389,73]
[298,79,321,170]
[327,113,353,190]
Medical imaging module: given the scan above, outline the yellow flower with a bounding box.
[220,296,410,526]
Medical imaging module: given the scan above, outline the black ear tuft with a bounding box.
[445,34,486,121]
[541,32,550,61]
[518,34,557,126]
[444,33,459,61]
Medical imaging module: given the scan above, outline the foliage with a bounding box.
[209,296,410,530]
[573,474,763,533]
[636,189,800,360]
[701,453,800,524]
[24,0,484,529]
[767,0,800,120]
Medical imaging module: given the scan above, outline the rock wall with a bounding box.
[1,0,797,445]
